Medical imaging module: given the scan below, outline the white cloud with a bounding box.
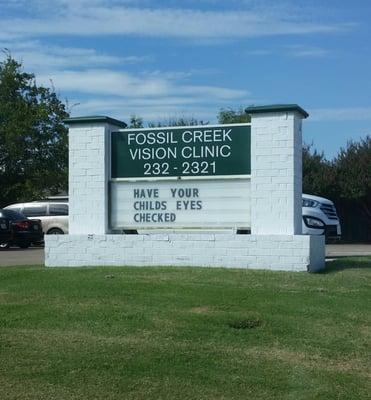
[242,45,330,58]
[285,45,330,58]
[180,85,247,100]
[1,3,352,39]
[0,40,150,71]
[0,35,249,122]
[69,97,219,122]
[35,66,251,123]
[247,49,273,56]
[309,107,371,122]
[37,69,170,97]
[36,69,249,100]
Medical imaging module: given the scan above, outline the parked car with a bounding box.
[5,201,68,234]
[0,217,12,244]
[0,209,43,249]
[302,194,341,240]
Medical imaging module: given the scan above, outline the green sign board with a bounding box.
[111,124,251,179]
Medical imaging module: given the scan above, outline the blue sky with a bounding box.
[1,0,370,158]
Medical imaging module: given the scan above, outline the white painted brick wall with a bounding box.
[251,112,303,235]
[68,122,121,234]
[45,234,325,272]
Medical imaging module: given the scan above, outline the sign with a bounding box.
[111,124,251,179]
[110,179,251,229]
[110,123,251,229]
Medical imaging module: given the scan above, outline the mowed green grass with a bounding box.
[0,258,370,400]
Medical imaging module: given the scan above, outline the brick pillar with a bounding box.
[65,116,127,234]
[245,105,308,235]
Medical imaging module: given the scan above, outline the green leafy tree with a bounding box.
[335,136,371,223]
[302,143,337,197]
[218,107,251,124]
[129,115,143,128]
[148,116,207,128]
[0,55,69,207]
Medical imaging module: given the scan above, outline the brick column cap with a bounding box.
[64,115,127,128]
[245,104,309,119]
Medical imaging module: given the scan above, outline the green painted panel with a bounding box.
[111,124,251,178]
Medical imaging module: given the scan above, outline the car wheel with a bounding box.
[47,228,64,235]
[0,242,10,250]
[18,242,31,249]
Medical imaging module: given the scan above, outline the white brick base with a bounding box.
[45,234,325,272]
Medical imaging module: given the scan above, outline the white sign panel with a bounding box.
[110,179,251,229]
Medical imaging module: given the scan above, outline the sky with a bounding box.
[1,0,370,159]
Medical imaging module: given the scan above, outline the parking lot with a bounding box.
[1,244,371,267]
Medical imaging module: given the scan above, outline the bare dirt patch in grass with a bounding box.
[190,306,213,314]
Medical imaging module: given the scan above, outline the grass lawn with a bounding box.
[0,258,370,400]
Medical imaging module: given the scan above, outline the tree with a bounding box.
[217,107,251,124]
[302,138,371,242]
[335,136,371,223]
[302,143,337,197]
[0,55,69,207]
[129,115,143,129]
[148,116,207,128]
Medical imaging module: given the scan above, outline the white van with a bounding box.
[302,194,341,239]
[5,201,68,234]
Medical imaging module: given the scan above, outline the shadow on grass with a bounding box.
[322,257,371,274]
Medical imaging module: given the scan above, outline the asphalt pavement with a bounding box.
[326,244,371,257]
[0,244,370,267]
[0,247,44,266]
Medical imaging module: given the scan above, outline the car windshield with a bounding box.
[0,209,27,220]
